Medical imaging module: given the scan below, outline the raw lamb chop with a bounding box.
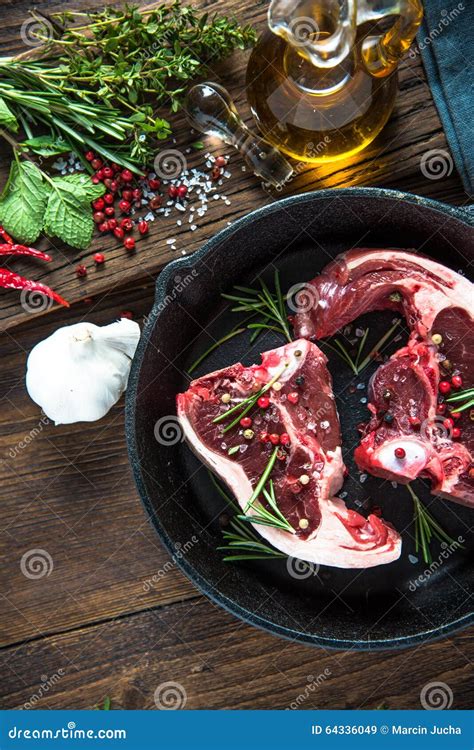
[293,248,474,507]
[177,339,401,568]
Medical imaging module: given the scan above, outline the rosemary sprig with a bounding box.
[208,471,286,561]
[210,450,295,554]
[407,484,462,564]
[213,364,287,433]
[322,320,401,376]
[446,387,474,413]
[0,3,255,168]
[187,327,245,376]
[95,696,111,710]
[239,477,295,533]
[187,271,290,375]
[243,446,279,511]
[223,269,292,343]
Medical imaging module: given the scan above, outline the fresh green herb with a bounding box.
[223,270,292,343]
[187,327,245,375]
[446,387,474,413]
[243,446,279,512]
[0,157,48,244]
[192,141,205,150]
[0,3,255,169]
[240,476,295,533]
[407,484,462,564]
[0,2,254,248]
[95,696,111,710]
[21,135,69,157]
[322,320,401,376]
[213,364,287,433]
[43,173,105,248]
[0,96,18,132]
[0,154,105,248]
[188,271,291,374]
[209,471,287,562]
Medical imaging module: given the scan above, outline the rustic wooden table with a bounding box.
[0,0,472,711]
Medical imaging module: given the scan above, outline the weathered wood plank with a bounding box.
[1,598,472,710]
[0,282,198,648]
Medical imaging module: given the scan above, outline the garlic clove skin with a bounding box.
[26,319,141,425]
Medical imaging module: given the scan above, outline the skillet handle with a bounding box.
[153,256,197,312]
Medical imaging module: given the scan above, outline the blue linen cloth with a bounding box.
[418,0,474,195]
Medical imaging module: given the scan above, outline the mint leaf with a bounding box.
[43,176,97,249]
[0,160,47,244]
[59,173,106,202]
[22,135,69,157]
[0,97,18,133]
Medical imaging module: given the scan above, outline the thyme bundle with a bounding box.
[0,2,255,169]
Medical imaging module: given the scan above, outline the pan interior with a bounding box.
[128,192,473,648]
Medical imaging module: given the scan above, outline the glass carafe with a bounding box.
[246,0,423,163]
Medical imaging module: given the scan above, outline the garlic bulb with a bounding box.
[26,319,141,425]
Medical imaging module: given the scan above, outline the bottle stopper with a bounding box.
[185,82,293,188]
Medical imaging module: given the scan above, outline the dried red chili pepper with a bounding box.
[0,269,69,307]
[0,243,52,262]
[0,225,52,262]
[0,225,14,244]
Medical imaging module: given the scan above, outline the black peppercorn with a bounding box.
[295,375,305,386]
[384,413,394,424]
